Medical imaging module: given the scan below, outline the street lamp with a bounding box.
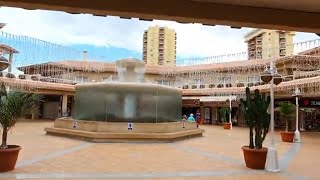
[228,95,232,129]
[292,87,302,143]
[0,55,9,96]
[0,55,9,71]
[260,61,282,172]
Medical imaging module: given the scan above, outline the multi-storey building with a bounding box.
[245,29,295,60]
[142,26,176,66]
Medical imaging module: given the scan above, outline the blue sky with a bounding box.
[0,6,319,66]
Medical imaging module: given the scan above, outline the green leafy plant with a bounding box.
[219,107,230,123]
[0,85,43,149]
[279,102,295,132]
[240,87,270,149]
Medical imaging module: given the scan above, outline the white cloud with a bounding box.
[0,7,318,59]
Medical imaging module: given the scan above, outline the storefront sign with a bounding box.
[202,101,238,107]
[182,99,200,107]
[301,99,320,106]
[310,100,320,106]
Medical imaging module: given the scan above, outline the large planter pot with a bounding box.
[280,131,295,143]
[0,145,21,172]
[242,146,268,169]
[222,123,231,130]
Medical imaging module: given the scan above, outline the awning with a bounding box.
[182,96,237,102]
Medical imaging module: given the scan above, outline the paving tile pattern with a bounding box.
[0,120,319,179]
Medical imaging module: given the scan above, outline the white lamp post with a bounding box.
[292,87,302,143]
[228,95,232,129]
[0,55,9,72]
[260,61,282,172]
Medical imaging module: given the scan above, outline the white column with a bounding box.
[62,94,68,117]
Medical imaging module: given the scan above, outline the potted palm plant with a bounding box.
[240,87,270,169]
[0,86,43,172]
[279,102,295,143]
[219,107,231,130]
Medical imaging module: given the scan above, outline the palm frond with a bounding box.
[0,91,44,128]
[279,102,295,117]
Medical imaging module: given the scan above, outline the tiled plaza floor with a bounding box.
[0,120,319,180]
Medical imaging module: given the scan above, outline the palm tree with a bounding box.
[219,107,230,123]
[279,102,295,132]
[0,87,43,149]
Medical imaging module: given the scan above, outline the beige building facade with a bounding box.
[11,54,320,131]
[245,29,295,60]
[143,26,176,66]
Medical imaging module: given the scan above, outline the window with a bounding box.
[224,76,231,84]
[156,80,170,86]
[218,76,231,84]
[194,79,203,85]
[75,76,89,83]
[247,76,260,83]
[218,77,224,84]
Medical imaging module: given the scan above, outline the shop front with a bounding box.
[182,96,241,125]
[275,98,320,131]
[300,99,320,131]
[182,98,200,120]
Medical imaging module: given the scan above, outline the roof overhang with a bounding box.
[182,95,237,102]
[1,0,320,32]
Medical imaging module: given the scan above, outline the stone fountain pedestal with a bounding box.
[45,118,204,143]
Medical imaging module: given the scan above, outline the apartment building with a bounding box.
[244,29,295,60]
[142,26,177,66]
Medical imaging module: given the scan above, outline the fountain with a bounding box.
[45,58,204,142]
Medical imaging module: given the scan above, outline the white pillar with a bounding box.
[62,94,68,117]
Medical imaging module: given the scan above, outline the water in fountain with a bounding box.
[74,58,182,123]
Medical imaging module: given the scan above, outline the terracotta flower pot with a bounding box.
[242,146,268,169]
[280,131,295,143]
[222,123,231,130]
[0,145,21,172]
